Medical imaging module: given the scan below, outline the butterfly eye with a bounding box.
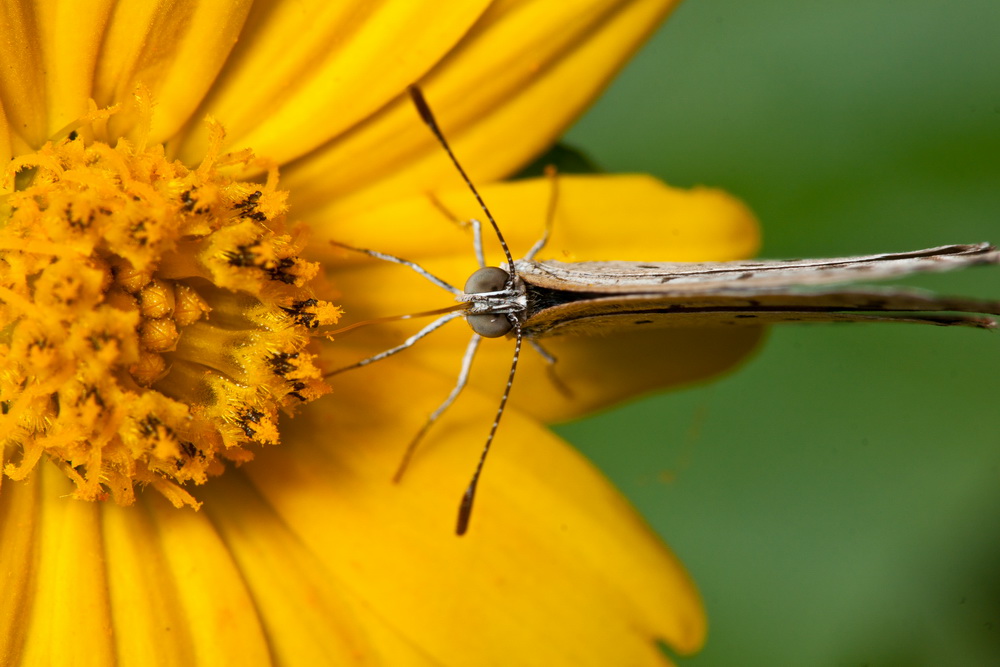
[464,267,513,337]
[464,267,509,294]
[467,312,513,337]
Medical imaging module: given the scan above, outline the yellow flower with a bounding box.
[0,1,760,664]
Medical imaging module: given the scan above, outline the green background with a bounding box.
[559,1,1000,665]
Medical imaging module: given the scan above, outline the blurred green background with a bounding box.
[558,1,1000,664]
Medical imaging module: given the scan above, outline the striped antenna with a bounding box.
[408,86,517,276]
[408,84,523,535]
[456,327,522,535]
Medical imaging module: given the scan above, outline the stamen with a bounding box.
[0,99,340,506]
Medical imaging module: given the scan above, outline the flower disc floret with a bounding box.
[0,117,339,508]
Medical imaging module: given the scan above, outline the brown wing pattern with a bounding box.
[517,244,1000,337]
[516,243,1000,293]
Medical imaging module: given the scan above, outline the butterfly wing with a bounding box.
[518,243,1000,292]
[516,244,1000,336]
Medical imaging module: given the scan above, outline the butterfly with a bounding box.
[329,86,1000,535]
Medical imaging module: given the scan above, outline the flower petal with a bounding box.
[16,465,114,664]
[33,1,117,143]
[172,0,493,169]
[201,473,434,664]
[0,466,275,664]
[0,464,38,663]
[105,495,273,665]
[235,360,706,663]
[0,2,254,148]
[0,101,12,166]
[93,1,254,142]
[0,2,50,150]
[319,174,762,422]
[283,0,684,219]
[101,498,196,665]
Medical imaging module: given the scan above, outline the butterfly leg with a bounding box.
[425,191,467,227]
[469,218,485,268]
[393,333,482,483]
[524,165,560,261]
[424,192,486,268]
[326,310,465,376]
[528,338,573,399]
[330,240,461,294]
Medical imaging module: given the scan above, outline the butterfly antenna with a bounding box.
[407,85,517,276]
[456,325,522,535]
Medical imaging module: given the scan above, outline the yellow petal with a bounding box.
[0,101,11,166]
[319,173,759,262]
[236,360,705,663]
[284,0,684,219]
[0,0,114,148]
[173,0,493,168]
[18,465,114,665]
[201,473,434,664]
[0,2,50,150]
[139,496,275,664]
[0,2,253,149]
[0,464,38,665]
[105,496,274,665]
[1,367,703,664]
[1,467,275,665]
[472,325,764,424]
[320,174,762,421]
[93,1,254,142]
[102,498,195,665]
[35,1,117,142]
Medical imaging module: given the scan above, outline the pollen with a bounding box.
[0,113,340,508]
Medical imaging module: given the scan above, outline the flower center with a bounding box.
[0,117,339,508]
